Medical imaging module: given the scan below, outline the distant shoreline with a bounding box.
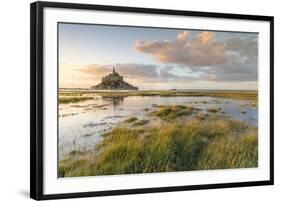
[59,88,258,93]
[59,89,258,104]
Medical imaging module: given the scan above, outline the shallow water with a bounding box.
[59,95,258,160]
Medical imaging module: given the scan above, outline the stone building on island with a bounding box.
[91,66,138,90]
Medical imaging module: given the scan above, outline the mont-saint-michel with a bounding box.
[91,66,138,90]
[58,23,258,178]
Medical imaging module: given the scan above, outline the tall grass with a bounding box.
[59,117,258,177]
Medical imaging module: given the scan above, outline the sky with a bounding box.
[59,23,258,90]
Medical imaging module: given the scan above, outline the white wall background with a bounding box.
[0,0,279,201]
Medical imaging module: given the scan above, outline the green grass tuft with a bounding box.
[150,105,199,121]
[59,96,93,104]
[132,119,149,127]
[125,117,138,123]
[207,108,219,113]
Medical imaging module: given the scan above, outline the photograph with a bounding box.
[58,23,259,178]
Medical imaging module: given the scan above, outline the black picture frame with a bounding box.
[30,1,274,200]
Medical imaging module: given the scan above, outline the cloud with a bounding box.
[226,37,258,61]
[115,63,159,78]
[77,63,158,80]
[75,32,258,84]
[211,37,258,82]
[77,63,202,83]
[134,31,226,66]
[133,31,258,82]
[78,64,110,76]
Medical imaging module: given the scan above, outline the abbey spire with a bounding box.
[113,65,115,73]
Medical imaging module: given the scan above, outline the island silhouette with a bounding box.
[91,66,138,90]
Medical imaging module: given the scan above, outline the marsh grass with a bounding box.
[59,112,258,177]
[59,96,93,104]
[125,117,150,126]
[125,117,138,123]
[132,119,149,127]
[207,108,219,113]
[196,112,209,120]
[197,129,258,169]
[150,105,200,121]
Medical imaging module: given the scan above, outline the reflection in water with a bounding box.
[102,96,124,111]
[59,95,258,161]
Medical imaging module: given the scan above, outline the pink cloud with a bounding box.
[133,31,226,66]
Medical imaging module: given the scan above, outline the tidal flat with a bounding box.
[58,90,258,177]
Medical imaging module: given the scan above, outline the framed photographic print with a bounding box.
[30,1,274,200]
